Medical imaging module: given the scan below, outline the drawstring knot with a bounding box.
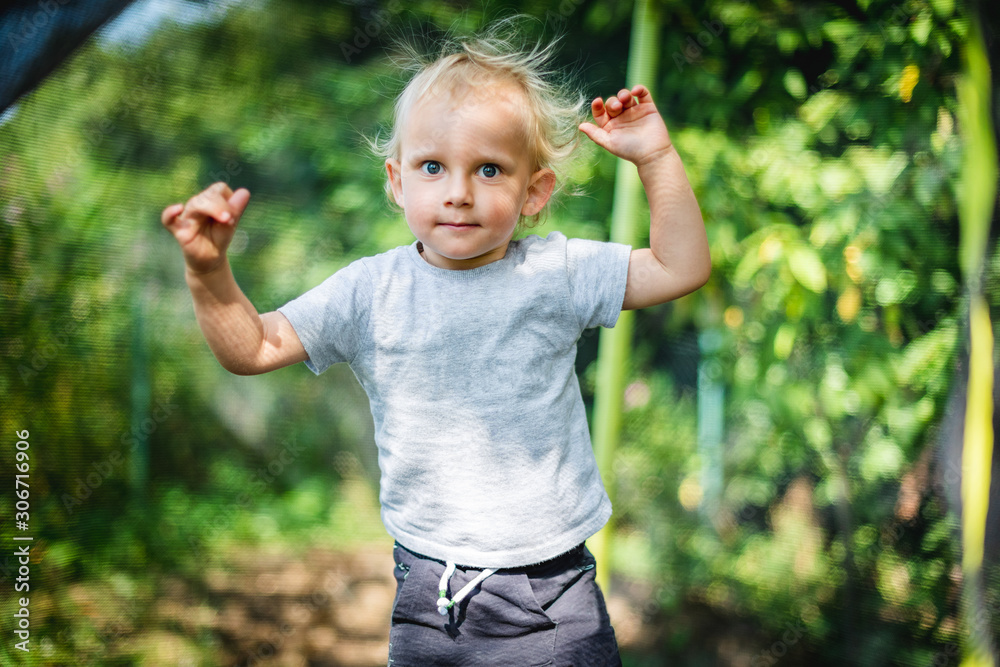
[437,561,496,615]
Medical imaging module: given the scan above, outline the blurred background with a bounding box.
[1,0,998,664]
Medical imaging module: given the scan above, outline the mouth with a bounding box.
[438,222,479,228]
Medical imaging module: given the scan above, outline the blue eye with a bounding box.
[421,161,442,175]
[479,164,500,178]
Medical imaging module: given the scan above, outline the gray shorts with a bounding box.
[387,541,622,666]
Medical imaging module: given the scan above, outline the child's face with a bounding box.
[386,84,555,270]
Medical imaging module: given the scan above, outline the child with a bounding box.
[161,25,708,667]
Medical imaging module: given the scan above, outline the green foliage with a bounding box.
[609,0,984,662]
[0,0,992,663]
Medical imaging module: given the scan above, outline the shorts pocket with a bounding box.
[453,572,556,666]
[390,547,438,628]
[468,571,556,638]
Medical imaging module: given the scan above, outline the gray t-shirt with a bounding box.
[277,230,632,568]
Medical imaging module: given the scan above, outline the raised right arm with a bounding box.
[163,182,308,376]
[185,260,307,375]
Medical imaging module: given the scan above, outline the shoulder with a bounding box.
[511,231,631,274]
[516,231,629,266]
[516,230,624,253]
[515,230,568,250]
[510,231,568,264]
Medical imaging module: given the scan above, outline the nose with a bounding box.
[444,174,473,207]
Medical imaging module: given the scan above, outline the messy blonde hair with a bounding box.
[370,16,588,230]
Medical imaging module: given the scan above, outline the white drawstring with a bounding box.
[437,561,456,609]
[437,561,496,615]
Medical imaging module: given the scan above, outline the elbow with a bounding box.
[230,364,265,377]
[219,356,261,376]
[692,246,712,289]
[693,262,711,291]
[678,256,711,296]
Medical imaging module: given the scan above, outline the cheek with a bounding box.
[494,189,524,214]
[401,184,433,212]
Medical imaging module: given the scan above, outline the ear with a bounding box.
[386,158,404,207]
[521,168,556,217]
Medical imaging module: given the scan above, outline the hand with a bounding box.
[578,84,673,166]
[161,182,251,275]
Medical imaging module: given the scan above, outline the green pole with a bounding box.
[590,0,661,593]
[956,16,997,667]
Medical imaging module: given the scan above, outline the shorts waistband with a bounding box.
[394,541,587,574]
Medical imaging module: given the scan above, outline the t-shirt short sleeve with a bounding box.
[276,257,371,375]
[565,236,632,330]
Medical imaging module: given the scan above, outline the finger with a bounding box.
[590,97,609,127]
[186,188,235,224]
[579,122,611,149]
[161,203,184,226]
[227,188,251,221]
[605,95,623,118]
[210,182,245,222]
[191,181,234,208]
[617,88,638,111]
[632,85,656,110]
[208,181,235,199]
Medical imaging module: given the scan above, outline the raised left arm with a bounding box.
[579,85,710,310]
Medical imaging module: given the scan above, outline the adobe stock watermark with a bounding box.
[672,17,725,72]
[543,0,587,30]
[60,396,178,514]
[240,107,292,165]
[16,306,92,385]
[710,472,795,534]
[930,642,960,666]
[750,620,807,666]
[875,1,922,39]
[177,105,292,208]
[235,571,351,667]
[673,0,922,76]
[183,438,306,560]
[743,68,843,171]
[54,63,166,174]
[43,594,147,663]
[928,597,1000,666]
[339,0,402,63]
[5,0,73,54]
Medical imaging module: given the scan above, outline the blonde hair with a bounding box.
[370,17,587,229]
